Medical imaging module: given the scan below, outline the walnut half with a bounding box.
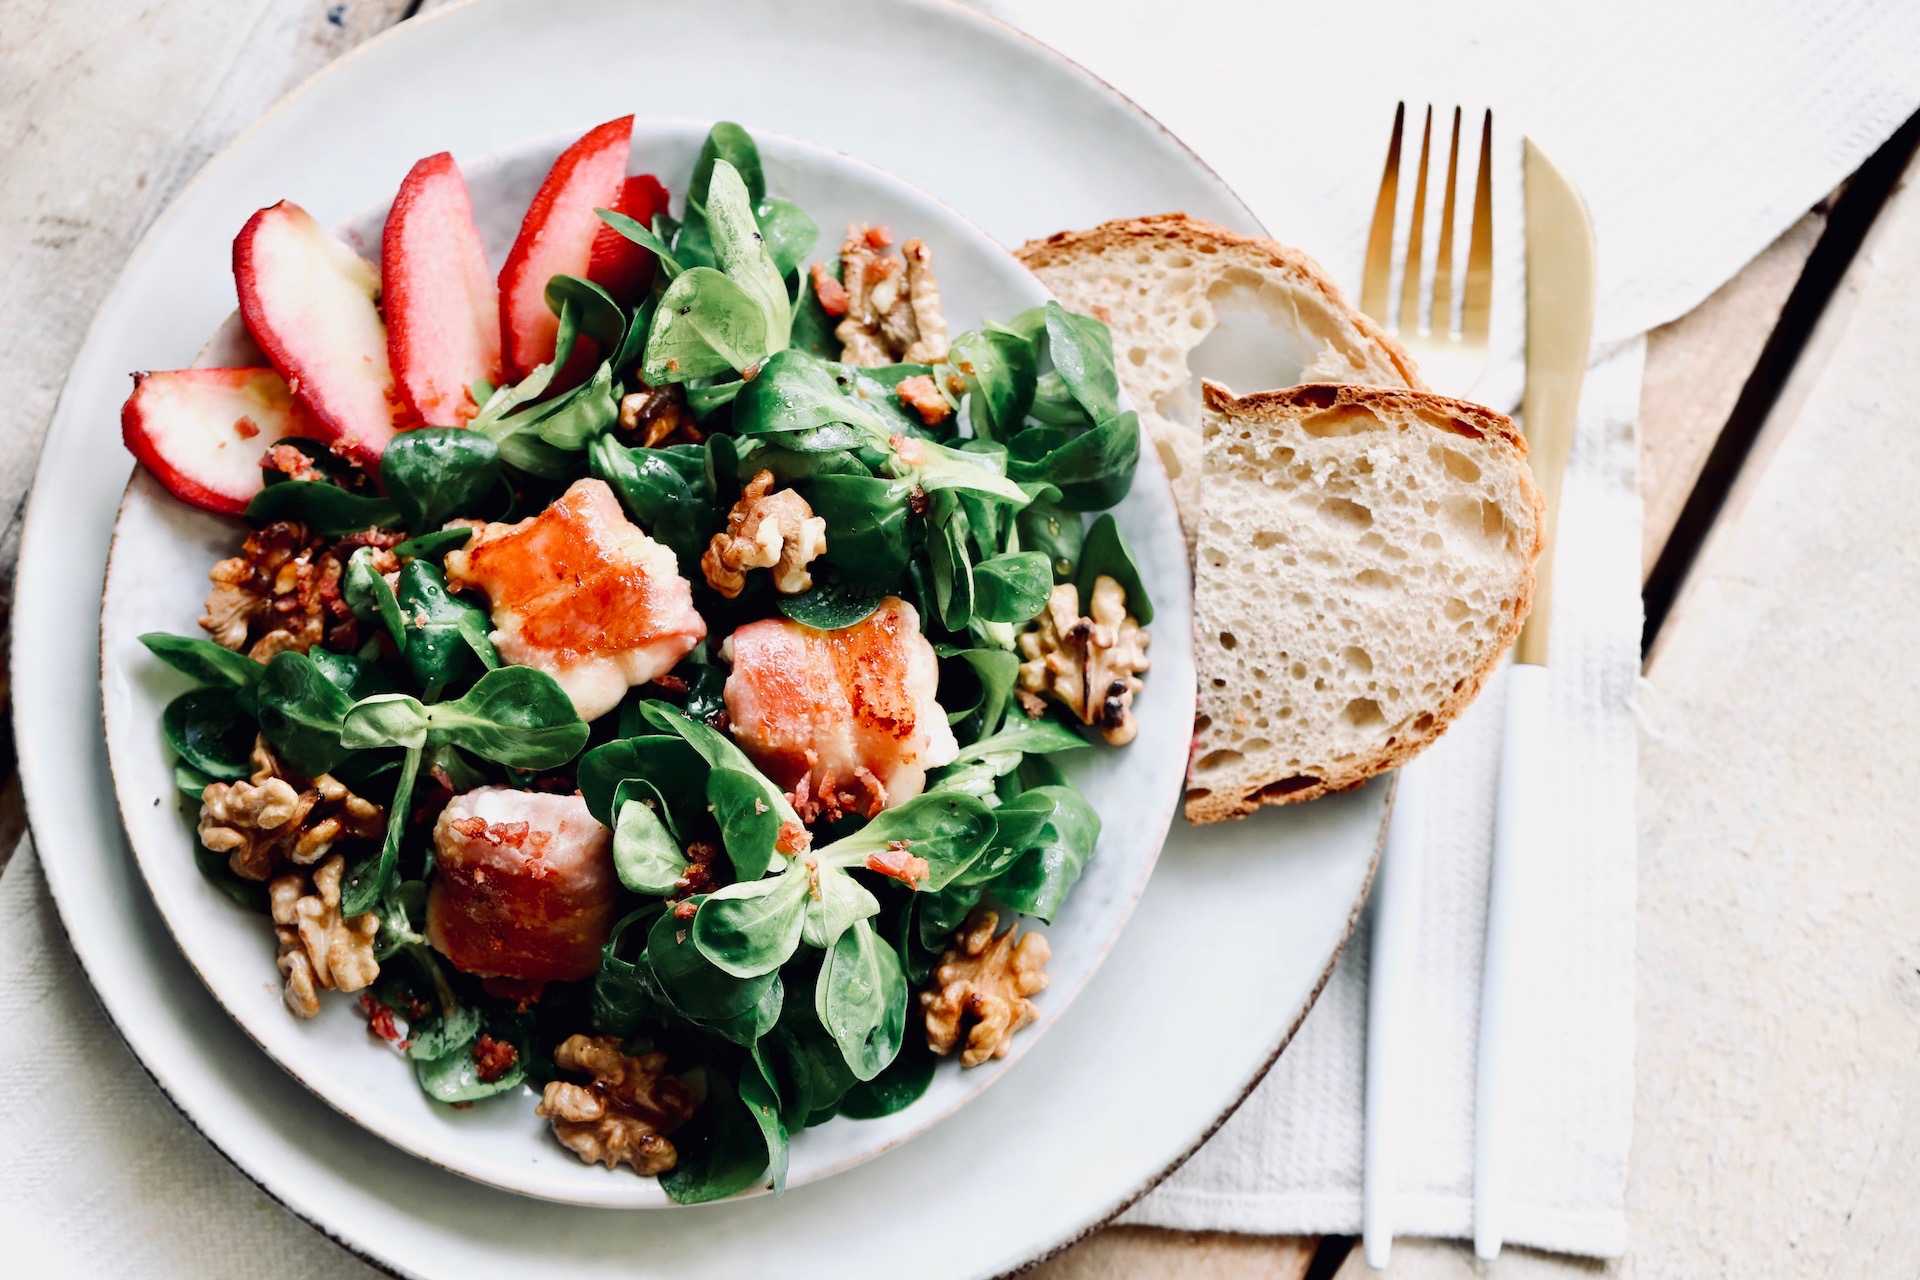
[922,907,1051,1068]
[1016,576,1151,745]
[200,521,398,661]
[198,737,383,881]
[536,1035,700,1175]
[269,854,380,1019]
[821,226,950,367]
[700,470,827,598]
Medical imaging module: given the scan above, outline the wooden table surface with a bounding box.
[7,3,1919,1277]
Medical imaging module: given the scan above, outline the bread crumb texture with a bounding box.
[1018,214,1421,536]
[1184,384,1540,823]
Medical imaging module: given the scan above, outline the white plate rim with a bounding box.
[12,1,1389,1273]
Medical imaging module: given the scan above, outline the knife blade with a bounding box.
[1472,137,1596,1260]
[1513,140,1597,665]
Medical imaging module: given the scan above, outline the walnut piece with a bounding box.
[536,1034,700,1175]
[821,226,950,367]
[700,469,827,598]
[617,382,702,449]
[198,737,383,881]
[201,521,400,660]
[921,907,1051,1067]
[1016,576,1151,746]
[269,854,380,1019]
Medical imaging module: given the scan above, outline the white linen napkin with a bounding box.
[0,842,378,1280]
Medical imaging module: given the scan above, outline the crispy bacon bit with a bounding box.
[263,443,319,481]
[777,820,811,856]
[810,261,850,317]
[449,815,540,850]
[889,434,926,467]
[674,841,721,899]
[863,225,894,249]
[481,977,546,1010]
[908,485,930,517]
[895,374,952,427]
[472,1033,520,1083]
[650,672,690,694]
[788,758,887,825]
[360,992,404,1045]
[864,840,930,889]
[234,416,262,440]
[672,900,699,920]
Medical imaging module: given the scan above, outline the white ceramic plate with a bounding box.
[100,120,1196,1208]
[18,1,1386,1274]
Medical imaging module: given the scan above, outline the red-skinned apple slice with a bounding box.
[498,115,634,384]
[235,200,404,465]
[384,152,502,426]
[588,174,670,306]
[121,368,309,516]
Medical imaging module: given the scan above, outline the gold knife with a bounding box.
[1472,137,1597,1260]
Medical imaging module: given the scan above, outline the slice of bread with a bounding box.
[1016,213,1423,534]
[1183,383,1541,823]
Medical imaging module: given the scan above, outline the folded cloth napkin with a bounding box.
[974,0,1920,1255]
[0,843,377,1280]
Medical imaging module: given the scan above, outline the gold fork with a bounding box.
[1360,103,1494,398]
[1359,100,1495,1271]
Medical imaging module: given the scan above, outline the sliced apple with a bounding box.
[498,115,634,383]
[121,368,309,516]
[589,173,670,306]
[235,200,403,464]
[384,153,502,427]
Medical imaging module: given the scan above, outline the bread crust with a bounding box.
[1181,382,1544,825]
[1015,213,1427,392]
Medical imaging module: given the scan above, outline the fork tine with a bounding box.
[1461,109,1495,345]
[1360,102,1405,325]
[1398,107,1433,334]
[1432,107,1463,338]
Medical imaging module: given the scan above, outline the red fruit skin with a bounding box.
[234,200,402,465]
[383,152,502,426]
[121,368,310,516]
[587,174,669,306]
[497,115,634,385]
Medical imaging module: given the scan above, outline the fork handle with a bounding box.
[1363,758,1430,1268]
[1473,660,1551,1258]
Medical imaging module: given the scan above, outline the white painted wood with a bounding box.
[1636,212,1826,575]
[0,0,411,603]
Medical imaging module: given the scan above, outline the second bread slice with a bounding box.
[1185,382,1542,823]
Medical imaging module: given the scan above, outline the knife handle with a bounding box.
[1363,758,1430,1268]
[1473,660,1551,1258]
